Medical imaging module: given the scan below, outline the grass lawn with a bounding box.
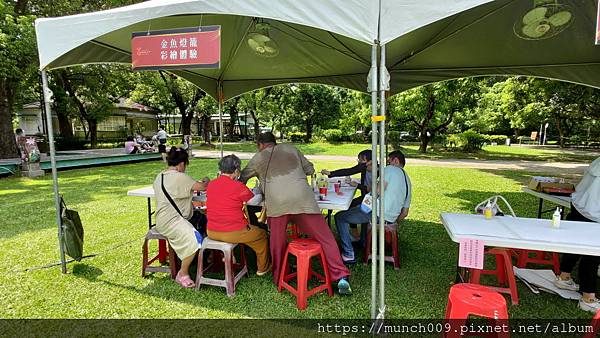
[198,142,599,163]
[0,158,594,320]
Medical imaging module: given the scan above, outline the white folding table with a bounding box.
[440,212,600,256]
[127,181,357,228]
[441,212,600,284]
[522,187,571,218]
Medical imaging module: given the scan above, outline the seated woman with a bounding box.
[554,156,600,313]
[124,136,140,154]
[206,154,270,276]
[136,133,154,152]
[153,147,208,288]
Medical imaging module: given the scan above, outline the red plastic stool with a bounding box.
[469,247,519,305]
[516,250,560,275]
[444,283,509,338]
[142,228,178,279]
[363,223,400,270]
[278,238,333,310]
[584,309,600,338]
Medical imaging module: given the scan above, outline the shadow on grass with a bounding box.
[47,216,590,320]
[0,158,220,240]
[72,264,104,281]
[54,219,458,319]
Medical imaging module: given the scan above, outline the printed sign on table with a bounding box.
[132,26,220,70]
[458,238,484,269]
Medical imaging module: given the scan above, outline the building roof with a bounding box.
[21,98,158,115]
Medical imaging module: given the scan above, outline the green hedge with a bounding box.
[447,130,487,152]
[487,135,508,144]
[322,129,349,142]
[289,132,306,143]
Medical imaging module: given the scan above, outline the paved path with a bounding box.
[1,147,589,176]
[192,150,589,175]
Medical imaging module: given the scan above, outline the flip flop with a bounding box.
[175,274,196,288]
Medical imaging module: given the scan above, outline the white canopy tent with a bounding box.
[35,0,600,319]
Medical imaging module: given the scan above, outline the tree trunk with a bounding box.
[0,83,18,159]
[250,110,260,141]
[304,120,313,143]
[555,118,566,148]
[227,102,239,141]
[180,112,193,137]
[89,119,98,149]
[56,110,73,138]
[418,130,430,153]
[201,115,211,144]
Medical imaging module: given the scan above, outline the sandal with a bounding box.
[175,274,196,288]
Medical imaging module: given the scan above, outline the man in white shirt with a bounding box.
[156,125,169,162]
[334,150,411,263]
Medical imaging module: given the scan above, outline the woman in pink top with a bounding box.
[124,136,139,154]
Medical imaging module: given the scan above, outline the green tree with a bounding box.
[530,79,600,147]
[196,95,217,144]
[339,90,371,140]
[54,64,134,148]
[290,84,341,142]
[130,71,208,142]
[237,88,273,141]
[0,0,37,158]
[388,79,480,153]
[0,0,144,157]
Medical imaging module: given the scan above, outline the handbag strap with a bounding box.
[400,168,409,201]
[262,145,276,206]
[161,173,183,217]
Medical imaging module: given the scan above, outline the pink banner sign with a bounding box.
[458,238,484,270]
[132,26,220,70]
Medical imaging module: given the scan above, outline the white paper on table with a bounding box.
[327,177,359,187]
[513,267,581,300]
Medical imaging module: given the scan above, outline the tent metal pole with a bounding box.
[218,82,224,159]
[42,70,67,274]
[369,42,379,320]
[378,43,387,317]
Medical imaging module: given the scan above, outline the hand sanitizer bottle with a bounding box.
[484,201,493,220]
[552,207,561,228]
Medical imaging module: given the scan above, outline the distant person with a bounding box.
[554,156,600,313]
[124,136,140,154]
[334,150,411,264]
[240,132,352,295]
[321,149,374,241]
[15,128,25,158]
[15,128,24,140]
[153,147,208,288]
[206,155,270,276]
[136,133,154,152]
[156,125,169,162]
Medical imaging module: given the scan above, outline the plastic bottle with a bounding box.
[484,201,493,220]
[552,207,561,228]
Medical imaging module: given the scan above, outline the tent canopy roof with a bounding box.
[35,0,600,99]
[35,0,490,99]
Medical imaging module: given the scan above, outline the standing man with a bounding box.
[156,125,169,162]
[240,132,352,295]
[333,150,411,263]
